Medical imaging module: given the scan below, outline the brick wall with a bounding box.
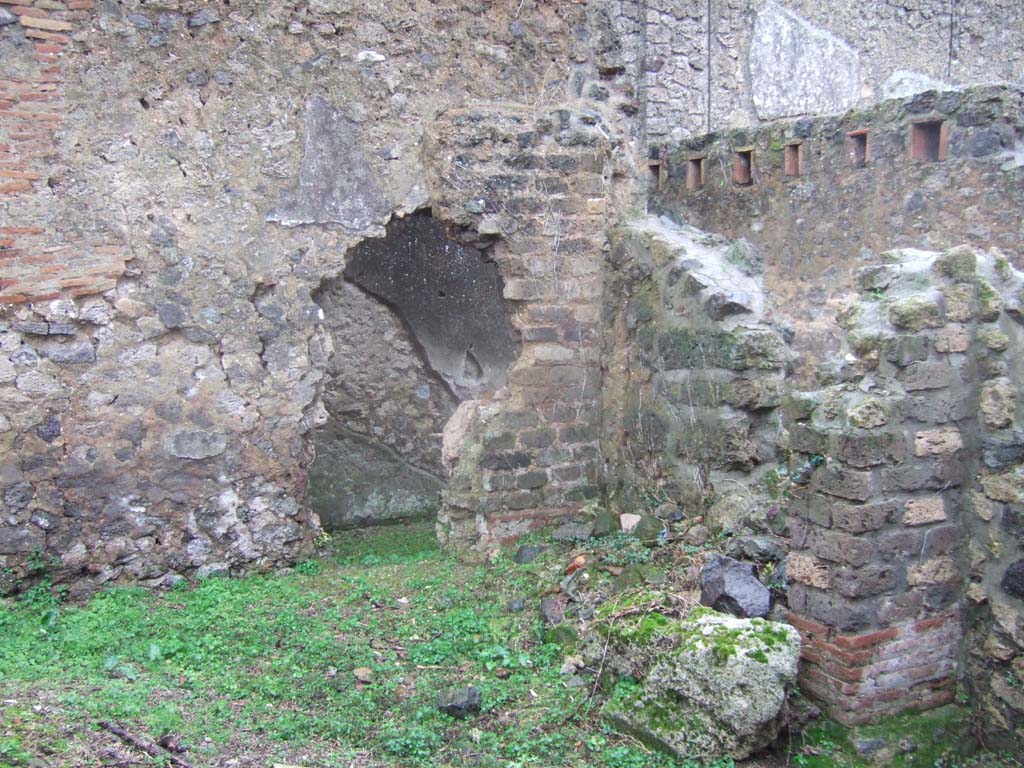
[423,106,616,549]
[0,0,126,304]
[783,246,1022,730]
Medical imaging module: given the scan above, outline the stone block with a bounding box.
[914,427,963,457]
[1002,560,1024,598]
[883,335,929,367]
[981,432,1024,470]
[784,423,831,455]
[167,430,227,460]
[899,361,954,391]
[934,326,970,353]
[833,563,898,599]
[848,399,890,429]
[787,553,831,589]
[980,379,1016,429]
[730,377,784,410]
[881,458,965,492]
[980,469,1024,504]
[810,529,874,567]
[0,524,43,555]
[907,557,960,588]
[810,465,875,502]
[943,285,976,322]
[787,585,879,632]
[267,96,390,230]
[933,245,977,281]
[830,500,898,533]
[832,430,906,468]
[903,497,947,526]
[899,390,973,423]
[889,296,943,331]
[748,2,860,120]
[787,492,833,528]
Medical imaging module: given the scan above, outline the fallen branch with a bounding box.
[98,721,194,768]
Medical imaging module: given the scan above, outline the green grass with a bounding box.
[3,523,1017,768]
[0,523,711,768]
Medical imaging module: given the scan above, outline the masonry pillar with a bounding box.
[782,248,986,723]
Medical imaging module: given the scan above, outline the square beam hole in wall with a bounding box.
[687,156,705,189]
[647,159,664,190]
[733,147,754,185]
[910,119,948,162]
[784,142,802,176]
[848,129,870,167]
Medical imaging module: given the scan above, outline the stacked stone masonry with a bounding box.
[1,0,1024,749]
[649,88,1024,748]
[426,106,616,548]
[601,218,788,531]
[0,0,638,592]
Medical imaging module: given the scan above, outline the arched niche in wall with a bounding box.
[308,210,520,531]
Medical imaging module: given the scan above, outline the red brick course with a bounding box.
[0,0,125,303]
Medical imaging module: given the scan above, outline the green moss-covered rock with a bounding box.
[888,295,943,330]
[631,515,666,545]
[657,328,786,371]
[976,277,1004,321]
[977,326,1010,352]
[599,609,800,762]
[848,398,889,429]
[591,505,620,537]
[933,245,978,281]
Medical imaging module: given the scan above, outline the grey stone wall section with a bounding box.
[0,0,638,593]
[267,96,391,231]
[650,86,1024,384]
[306,425,445,530]
[638,0,1024,142]
[601,218,788,533]
[748,2,861,120]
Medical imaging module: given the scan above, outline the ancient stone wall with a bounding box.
[644,83,1024,745]
[637,0,1024,142]
[650,85,1024,382]
[0,0,639,591]
[782,245,1024,748]
[601,218,789,531]
[425,105,623,549]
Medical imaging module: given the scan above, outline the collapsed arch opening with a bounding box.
[308,211,520,531]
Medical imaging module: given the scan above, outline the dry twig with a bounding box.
[98,721,193,768]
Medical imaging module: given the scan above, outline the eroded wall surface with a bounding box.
[638,0,1024,142]
[650,86,1024,383]
[0,0,639,591]
[640,88,1024,746]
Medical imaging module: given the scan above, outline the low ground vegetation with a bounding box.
[0,523,1019,767]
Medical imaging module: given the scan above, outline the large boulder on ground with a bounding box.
[599,607,801,762]
[700,554,771,618]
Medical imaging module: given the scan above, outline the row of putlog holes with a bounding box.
[648,119,949,190]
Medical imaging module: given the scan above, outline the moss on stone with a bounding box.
[934,245,978,281]
[848,329,883,355]
[888,295,943,331]
[976,277,1004,321]
[978,326,1010,352]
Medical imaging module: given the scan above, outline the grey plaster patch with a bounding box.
[168,429,227,460]
[267,96,391,231]
[306,424,443,530]
[749,2,860,120]
[881,70,952,100]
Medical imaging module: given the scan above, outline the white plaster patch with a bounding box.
[749,2,860,120]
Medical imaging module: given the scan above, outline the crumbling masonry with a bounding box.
[2,0,1023,749]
